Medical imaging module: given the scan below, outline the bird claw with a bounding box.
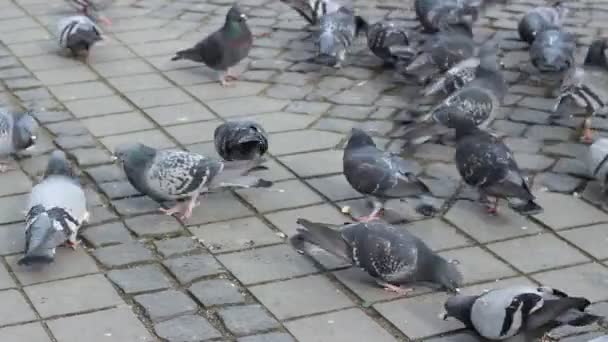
[220,79,236,87]
[254,32,271,38]
[381,283,413,296]
[65,239,80,250]
[354,210,383,222]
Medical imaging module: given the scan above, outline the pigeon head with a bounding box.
[12,112,38,151]
[345,128,376,150]
[584,39,608,68]
[442,294,478,326]
[226,4,248,24]
[113,143,157,168]
[432,258,463,292]
[44,150,74,178]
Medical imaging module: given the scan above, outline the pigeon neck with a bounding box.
[224,20,245,37]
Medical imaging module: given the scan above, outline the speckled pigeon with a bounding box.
[366,21,418,67]
[401,44,505,145]
[291,219,463,294]
[214,120,268,162]
[113,143,272,220]
[518,2,567,45]
[279,0,341,25]
[314,7,367,68]
[529,26,576,84]
[65,0,112,25]
[588,138,608,192]
[0,109,38,173]
[57,15,102,61]
[19,151,88,266]
[554,39,608,143]
[453,121,542,215]
[442,286,602,341]
[343,128,429,222]
[171,4,252,87]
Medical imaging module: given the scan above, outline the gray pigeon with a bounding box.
[19,151,88,266]
[214,120,268,162]
[442,286,602,341]
[171,4,252,87]
[518,2,567,45]
[554,39,608,143]
[65,0,112,25]
[454,120,542,215]
[57,15,103,61]
[279,0,341,25]
[113,143,272,220]
[529,27,576,84]
[401,45,506,146]
[291,219,463,294]
[366,21,417,67]
[343,128,429,222]
[0,110,38,172]
[314,7,367,68]
[415,0,480,33]
[587,138,608,192]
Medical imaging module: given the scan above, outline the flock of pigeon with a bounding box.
[0,0,605,340]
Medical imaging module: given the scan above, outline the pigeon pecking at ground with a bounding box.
[19,151,89,266]
[113,143,273,220]
[171,4,253,87]
[453,118,542,215]
[401,43,506,146]
[313,7,367,68]
[214,120,268,162]
[442,286,603,341]
[0,109,38,173]
[365,21,418,68]
[518,1,567,45]
[291,218,463,294]
[342,128,430,222]
[57,15,103,61]
[554,39,608,143]
[65,0,112,26]
[528,24,576,87]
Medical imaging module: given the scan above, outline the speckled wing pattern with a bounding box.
[320,9,356,50]
[433,86,497,128]
[424,56,480,95]
[455,132,510,188]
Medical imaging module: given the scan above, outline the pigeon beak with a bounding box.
[240,13,247,20]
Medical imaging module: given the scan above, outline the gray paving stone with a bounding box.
[0,222,24,255]
[165,119,222,145]
[54,134,98,149]
[306,174,362,201]
[265,204,349,237]
[99,180,141,199]
[553,157,589,177]
[64,95,133,118]
[101,129,176,151]
[144,102,215,126]
[513,152,555,171]
[81,222,134,247]
[401,219,472,251]
[218,304,280,335]
[189,217,282,253]
[185,192,254,225]
[535,172,583,193]
[0,289,37,325]
[0,262,14,290]
[242,112,316,133]
[237,179,324,213]
[7,248,98,285]
[92,58,156,77]
[534,192,608,230]
[163,254,224,284]
[24,274,122,318]
[81,112,155,137]
[217,244,317,285]
[559,224,608,260]
[0,170,32,196]
[189,278,245,306]
[154,315,222,342]
[186,81,268,100]
[0,194,27,224]
[532,263,608,302]
[207,96,289,117]
[238,332,296,342]
[279,150,343,178]
[0,323,51,342]
[440,247,517,284]
[155,236,201,258]
[135,289,198,322]
[124,214,184,236]
[108,265,172,294]
[47,307,155,342]
[48,81,114,101]
[93,242,155,267]
[268,130,343,155]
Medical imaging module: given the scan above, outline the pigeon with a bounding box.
[279,0,341,25]
[587,138,608,192]
[171,4,252,87]
[57,15,103,61]
[518,1,567,45]
[214,120,268,162]
[554,39,608,143]
[0,110,38,172]
[415,0,480,33]
[113,143,272,220]
[401,44,505,146]
[453,120,542,215]
[314,7,367,68]
[442,286,603,341]
[366,21,418,67]
[528,26,576,84]
[291,219,463,294]
[343,128,429,222]
[65,0,112,26]
[19,151,88,266]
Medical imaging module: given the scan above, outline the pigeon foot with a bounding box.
[159,201,191,219]
[355,209,384,222]
[220,79,236,87]
[64,239,80,250]
[581,119,594,144]
[378,282,413,295]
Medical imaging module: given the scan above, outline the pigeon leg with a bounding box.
[486,198,499,215]
[376,280,413,295]
[581,117,594,144]
[225,68,239,81]
[355,200,384,222]
[64,239,80,250]
[159,201,189,217]
[479,192,498,215]
[181,192,201,220]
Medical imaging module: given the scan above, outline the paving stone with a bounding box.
[86,205,118,225]
[107,73,174,92]
[134,289,198,322]
[218,244,317,285]
[154,315,222,341]
[47,307,155,342]
[108,265,172,294]
[163,254,224,284]
[242,111,317,133]
[513,152,554,171]
[440,247,517,284]
[100,129,176,151]
[189,278,245,306]
[187,81,268,100]
[542,142,588,158]
[237,179,324,212]
[55,134,97,149]
[525,125,573,141]
[125,87,193,108]
[155,236,201,258]
[207,96,289,117]
[414,143,456,162]
[558,224,608,260]
[166,119,222,144]
[0,194,27,224]
[265,204,348,237]
[532,263,608,302]
[81,222,133,247]
[25,274,122,318]
[268,130,343,155]
[487,233,590,273]
[535,172,583,193]
[279,150,343,178]
[34,66,97,85]
[251,275,353,320]
[124,214,184,236]
[190,217,282,253]
[218,304,280,335]
[144,102,215,126]
[286,308,397,342]
[286,100,331,115]
[0,222,24,255]
[7,248,98,285]
[93,242,155,267]
[0,323,51,342]
[186,192,254,225]
[534,192,608,230]
[99,180,141,199]
[401,219,472,251]
[48,81,114,101]
[92,58,156,77]
[306,174,362,201]
[238,332,296,342]
[0,289,37,325]
[65,95,133,118]
[553,157,589,177]
[81,112,155,137]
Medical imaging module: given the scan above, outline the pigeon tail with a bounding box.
[171,48,202,62]
[18,214,57,266]
[509,200,543,216]
[292,219,352,261]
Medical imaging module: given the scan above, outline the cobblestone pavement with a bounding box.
[0,0,608,341]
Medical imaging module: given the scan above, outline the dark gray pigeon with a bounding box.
[415,0,480,33]
[214,120,268,162]
[453,120,542,215]
[554,39,608,143]
[279,0,341,25]
[366,21,417,67]
[442,286,602,341]
[57,15,103,61]
[19,151,88,266]
[314,7,367,68]
[343,128,429,222]
[401,45,505,146]
[518,1,567,45]
[114,142,272,220]
[291,219,463,294]
[171,4,252,86]
[529,26,576,84]
[0,110,38,173]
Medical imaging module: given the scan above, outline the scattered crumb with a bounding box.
[341,206,351,214]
